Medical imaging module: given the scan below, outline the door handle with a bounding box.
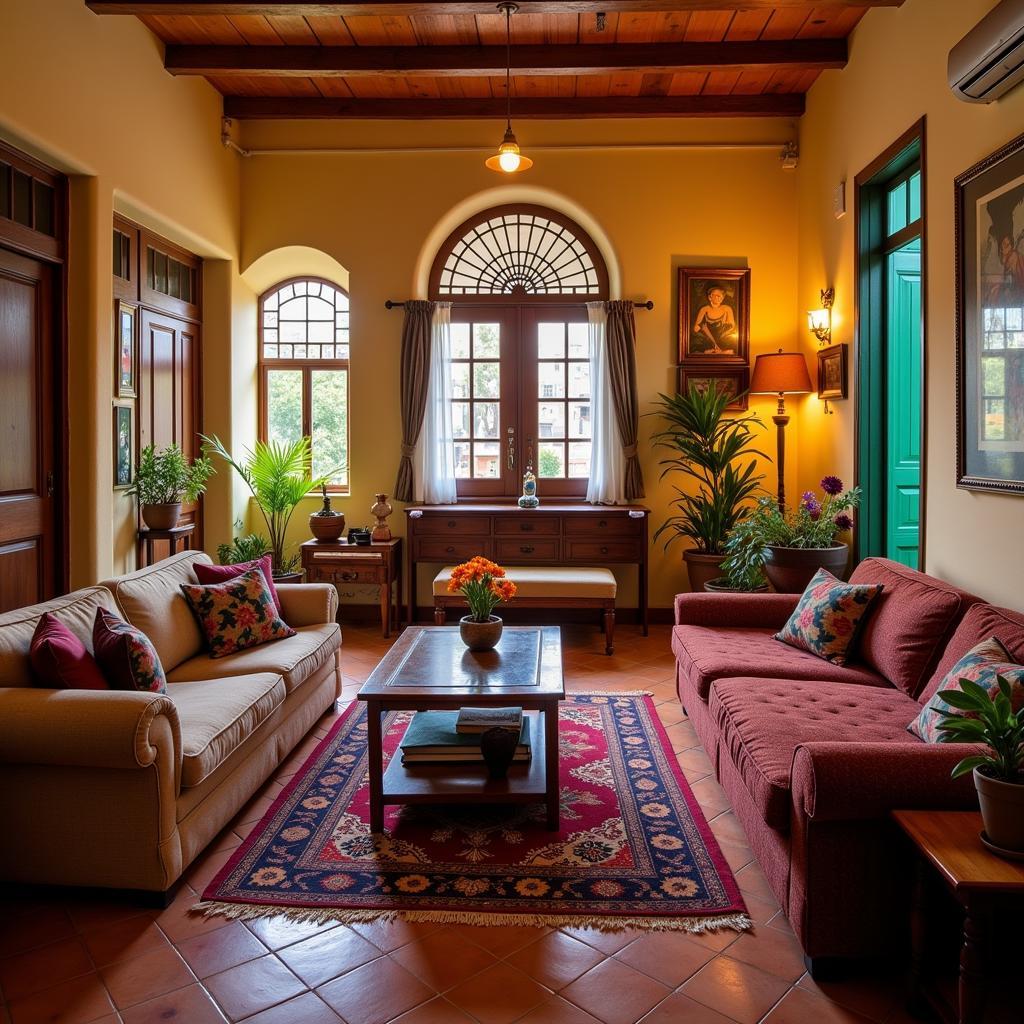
[45,472,54,498]
[520,545,535,554]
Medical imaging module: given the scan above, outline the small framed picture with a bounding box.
[678,267,750,364]
[678,365,750,411]
[116,300,138,399]
[817,343,848,401]
[113,404,133,489]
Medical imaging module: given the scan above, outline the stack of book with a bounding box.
[400,706,531,765]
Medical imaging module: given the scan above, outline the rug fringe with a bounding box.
[194,900,751,935]
[572,690,655,696]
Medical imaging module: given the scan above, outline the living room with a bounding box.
[1,0,1022,1022]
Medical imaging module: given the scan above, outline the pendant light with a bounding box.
[485,2,533,174]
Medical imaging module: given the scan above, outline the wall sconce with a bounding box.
[807,288,835,345]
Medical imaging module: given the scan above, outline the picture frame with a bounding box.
[678,267,750,364]
[113,403,133,490]
[955,130,1024,494]
[115,300,138,399]
[677,365,750,411]
[817,343,848,401]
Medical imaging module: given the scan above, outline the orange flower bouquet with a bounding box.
[448,556,517,623]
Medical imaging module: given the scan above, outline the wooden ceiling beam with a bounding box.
[222,93,806,118]
[167,39,846,77]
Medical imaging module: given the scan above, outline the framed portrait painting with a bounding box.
[113,404,133,490]
[817,343,848,401]
[677,366,749,411]
[956,131,1024,494]
[116,300,137,399]
[678,267,750,364]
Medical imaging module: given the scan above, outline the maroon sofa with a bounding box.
[672,557,1024,974]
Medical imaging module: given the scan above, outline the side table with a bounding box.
[893,809,1024,1024]
[138,524,195,567]
[300,538,402,637]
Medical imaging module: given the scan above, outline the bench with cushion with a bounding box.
[433,565,617,654]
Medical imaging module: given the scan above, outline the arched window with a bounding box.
[259,277,349,491]
[428,205,608,498]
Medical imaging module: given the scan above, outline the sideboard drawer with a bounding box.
[494,538,561,562]
[415,538,492,561]
[310,566,382,585]
[564,516,641,537]
[565,540,642,561]
[493,516,561,537]
[415,515,491,536]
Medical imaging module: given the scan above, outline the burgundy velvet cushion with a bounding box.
[92,608,167,694]
[29,612,109,690]
[709,676,923,831]
[672,625,888,704]
[193,553,281,614]
[848,557,980,698]
[918,603,1024,706]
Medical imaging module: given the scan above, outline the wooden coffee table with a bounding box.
[358,625,565,833]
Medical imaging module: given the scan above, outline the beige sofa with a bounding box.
[0,551,341,899]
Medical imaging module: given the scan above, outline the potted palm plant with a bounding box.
[651,385,766,592]
[202,435,334,580]
[129,443,214,531]
[217,520,271,565]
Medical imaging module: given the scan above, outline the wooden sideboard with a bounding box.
[404,504,650,631]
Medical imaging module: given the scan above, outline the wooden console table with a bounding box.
[404,504,649,631]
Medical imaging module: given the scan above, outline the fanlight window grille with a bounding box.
[262,278,349,361]
[431,206,608,300]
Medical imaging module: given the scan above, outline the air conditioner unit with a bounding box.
[949,0,1024,103]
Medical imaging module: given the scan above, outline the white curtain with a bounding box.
[415,301,457,504]
[586,301,626,504]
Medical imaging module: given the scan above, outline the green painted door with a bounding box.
[885,238,921,568]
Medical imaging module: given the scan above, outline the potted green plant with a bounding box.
[216,521,271,565]
[935,677,1024,855]
[651,385,766,592]
[202,435,335,580]
[129,443,215,531]
[309,482,346,542]
[704,516,769,593]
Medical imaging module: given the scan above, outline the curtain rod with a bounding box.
[384,299,653,309]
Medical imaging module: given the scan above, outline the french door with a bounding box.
[449,304,592,500]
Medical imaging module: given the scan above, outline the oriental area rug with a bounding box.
[199,694,750,934]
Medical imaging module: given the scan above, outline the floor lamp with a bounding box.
[749,350,812,512]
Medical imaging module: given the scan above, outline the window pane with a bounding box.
[568,441,592,478]
[280,297,307,321]
[983,356,1005,397]
[308,320,332,345]
[538,442,565,478]
[264,311,278,328]
[451,322,471,359]
[473,401,499,439]
[537,322,565,358]
[568,362,591,398]
[539,362,565,398]
[308,296,334,320]
[984,398,1005,440]
[568,323,590,358]
[473,361,500,398]
[266,370,303,450]
[454,441,470,478]
[538,402,565,439]
[908,170,921,223]
[473,323,500,358]
[281,320,305,344]
[887,180,907,235]
[472,442,500,478]
[568,401,591,438]
[451,362,470,398]
[311,369,348,487]
[452,401,470,439]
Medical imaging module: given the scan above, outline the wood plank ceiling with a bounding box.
[86,2,902,118]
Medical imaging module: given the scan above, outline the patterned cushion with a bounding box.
[774,568,883,666]
[180,568,296,659]
[92,608,167,693]
[30,612,109,690]
[908,637,1024,743]
[193,554,281,614]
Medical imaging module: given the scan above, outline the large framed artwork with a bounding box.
[677,366,749,411]
[113,404,133,490]
[956,131,1024,494]
[116,300,137,399]
[678,267,750,364]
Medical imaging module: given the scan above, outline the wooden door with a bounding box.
[0,248,59,611]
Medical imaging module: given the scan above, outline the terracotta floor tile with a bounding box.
[7,972,115,1024]
[715,841,755,875]
[204,954,306,1021]
[451,923,548,959]
[238,991,343,1024]
[81,913,168,968]
[0,906,75,958]
[276,925,381,988]
[99,944,195,1010]
[736,891,778,925]
[176,920,268,979]
[515,995,604,1024]
[638,991,736,1024]
[795,970,904,1022]
[681,925,743,954]
[0,936,94,1001]
[119,983,227,1024]
[614,931,716,987]
[244,914,339,951]
[444,961,553,1024]
[389,996,478,1023]
[390,927,497,991]
[558,927,643,955]
[733,862,776,903]
[349,918,442,953]
[682,954,791,1024]
[183,847,237,894]
[155,891,232,944]
[560,958,670,1024]
[506,931,605,991]
[763,986,877,1023]
[317,955,433,1024]
[689,777,731,817]
[65,899,150,935]
[725,927,808,983]
[707,811,750,847]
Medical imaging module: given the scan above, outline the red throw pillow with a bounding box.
[92,608,167,693]
[30,612,109,690]
[194,554,281,614]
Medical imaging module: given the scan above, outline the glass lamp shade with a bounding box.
[749,351,813,395]
[485,128,533,173]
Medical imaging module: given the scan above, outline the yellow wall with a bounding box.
[797,0,1024,608]
[237,118,803,609]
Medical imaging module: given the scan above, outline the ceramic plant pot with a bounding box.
[764,543,849,593]
[975,767,1024,854]
[459,615,503,653]
[273,570,305,584]
[309,511,346,542]
[141,502,181,531]
[683,551,727,593]
[480,726,518,779]
[704,578,769,594]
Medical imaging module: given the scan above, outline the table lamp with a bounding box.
[749,349,812,511]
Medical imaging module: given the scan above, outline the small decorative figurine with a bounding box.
[518,460,539,509]
[370,492,393,542]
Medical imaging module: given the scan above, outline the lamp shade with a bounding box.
[749,351,812,395]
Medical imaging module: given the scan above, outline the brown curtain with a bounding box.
[605,300,645,500]
[394,300,435,502]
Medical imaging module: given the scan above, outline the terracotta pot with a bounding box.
[764,543,849,594]
[141,502,181,531]
[309,512,346,542]
[273,570,305,584]
[683,551,727,593]
[704,578,769,594]
[459,615,503,652]
[480,726,518,779]
[975,767,1024,854]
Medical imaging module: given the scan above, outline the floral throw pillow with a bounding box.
[909,637,1024,743]
[774,568,883,666]
[180,568,295,659]
[93,609,167,694]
